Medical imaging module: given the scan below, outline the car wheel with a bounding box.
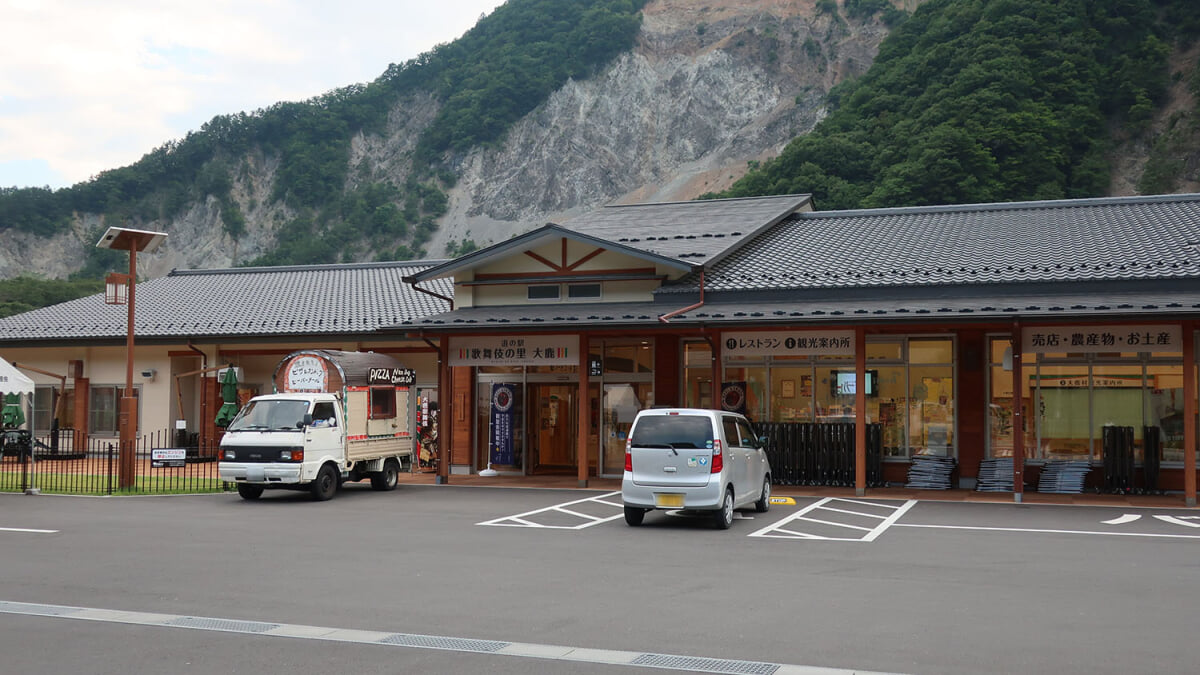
[714,488,734,530]
[237,483,263,501]
[754,476,771,513]
[624,505,646,526]
[310,464,339,501]
[371,459,399,491]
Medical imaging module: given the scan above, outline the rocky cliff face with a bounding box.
[0,0,899,279]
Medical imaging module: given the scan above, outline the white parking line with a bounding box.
[892,523,1200,539]
[0,526,58,534]
[0,600,905,675]
[478,492,625,529]
[749,498,916,542]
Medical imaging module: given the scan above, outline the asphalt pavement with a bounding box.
[1,485,1198,674]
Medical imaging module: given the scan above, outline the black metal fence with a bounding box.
[0,428,232,496]
[758,422,884,487]
[1100,425,1163,495]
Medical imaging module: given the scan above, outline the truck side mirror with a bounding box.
[300,413,313,428]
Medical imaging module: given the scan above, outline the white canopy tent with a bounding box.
[0,358,35,436]
[0,358,35,398]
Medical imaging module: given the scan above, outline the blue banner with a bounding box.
[490,383,516,465]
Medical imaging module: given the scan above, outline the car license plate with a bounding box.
[654,493,684,508]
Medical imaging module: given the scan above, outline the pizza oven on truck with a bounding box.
[218,350,415,501]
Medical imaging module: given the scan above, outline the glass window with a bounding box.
[910,338,953,364]
[33,386,55,433]
[683,341,712,409]
[770,366,813,423]
[869,365,906,457]
[723,365,766,423]
[1147,362,1185,462]
[815,366,855,423]
[311,401,338,427]
[867,341,903,361]
[88,386,140,435]
[910,366,953,456]
[604,343,652,374]
[1092,364,1145,462]
[369,387,395,419]
[567,283,601,300]
[527,285,560,301]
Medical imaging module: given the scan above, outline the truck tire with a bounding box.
[371,459,400,491]
[237,483,264,501]
[310,464,339,501]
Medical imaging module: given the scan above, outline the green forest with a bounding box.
[0,0,648,251]
[1,0,1198,317]
[710,0,1200,208]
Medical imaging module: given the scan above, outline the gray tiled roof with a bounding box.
[563,194,812,266]
[661,193,1200,294]
[396,283,1200,331]
[0,260,452,344]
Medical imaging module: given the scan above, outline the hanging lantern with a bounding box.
[105,272,130,305]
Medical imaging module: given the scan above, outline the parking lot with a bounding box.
[2,486,1199,674]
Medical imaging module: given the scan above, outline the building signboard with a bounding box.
[1021,325,1182,353]
[449,335,579,367]
[722,330,855,357]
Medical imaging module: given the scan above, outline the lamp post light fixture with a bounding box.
[95,226,168,490]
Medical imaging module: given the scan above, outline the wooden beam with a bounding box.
[1011,321,1024,503]
[855,326,867,497]
[1184,322,1196,506]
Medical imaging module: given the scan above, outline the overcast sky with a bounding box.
[0,0,506,189]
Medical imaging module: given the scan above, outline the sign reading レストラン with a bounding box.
[1021,325,1182,354]
[449,335,579,367]
[722,330,855,357]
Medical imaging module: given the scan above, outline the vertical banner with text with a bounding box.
[490,383,516,466]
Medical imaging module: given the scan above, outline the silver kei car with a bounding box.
[621,408,772,529]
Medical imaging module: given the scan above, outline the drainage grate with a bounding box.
[166,617,280,633]
[0,601,78,617]
[632,653,779,674]
[378,632,510,653]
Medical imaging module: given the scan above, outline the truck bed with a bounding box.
[346,436,414,463]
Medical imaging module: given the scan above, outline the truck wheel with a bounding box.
[310,464,338,501]
[237,484,263,501]
[371,459,400,491]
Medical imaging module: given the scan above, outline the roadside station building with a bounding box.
[400,193,1200,505]
[0,261,450,460]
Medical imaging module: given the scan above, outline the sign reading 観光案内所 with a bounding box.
[1021,325,1181,354]
[721,330,855,358]
[449,335,578,367]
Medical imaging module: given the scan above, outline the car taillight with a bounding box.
[623,438,632,472]
[710,439,722,474]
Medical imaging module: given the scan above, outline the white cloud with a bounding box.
[0,0,505,187]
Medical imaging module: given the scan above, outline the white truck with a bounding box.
[218,350,416,501]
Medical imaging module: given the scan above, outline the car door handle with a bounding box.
[663,466,677,472]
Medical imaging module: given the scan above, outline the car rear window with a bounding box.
[630,415,714,449]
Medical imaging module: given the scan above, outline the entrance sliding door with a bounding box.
[527,383,577,474]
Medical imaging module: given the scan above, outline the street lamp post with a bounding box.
[95,227,167,490]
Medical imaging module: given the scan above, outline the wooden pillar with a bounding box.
[855,326,867,497]
[1184,323,1196,506]
[577,333,589,488]
[72,365,89,453]
[437,340,450,485]
[1011,321,1024,503]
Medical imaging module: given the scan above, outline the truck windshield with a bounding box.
[227,399,310,431]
